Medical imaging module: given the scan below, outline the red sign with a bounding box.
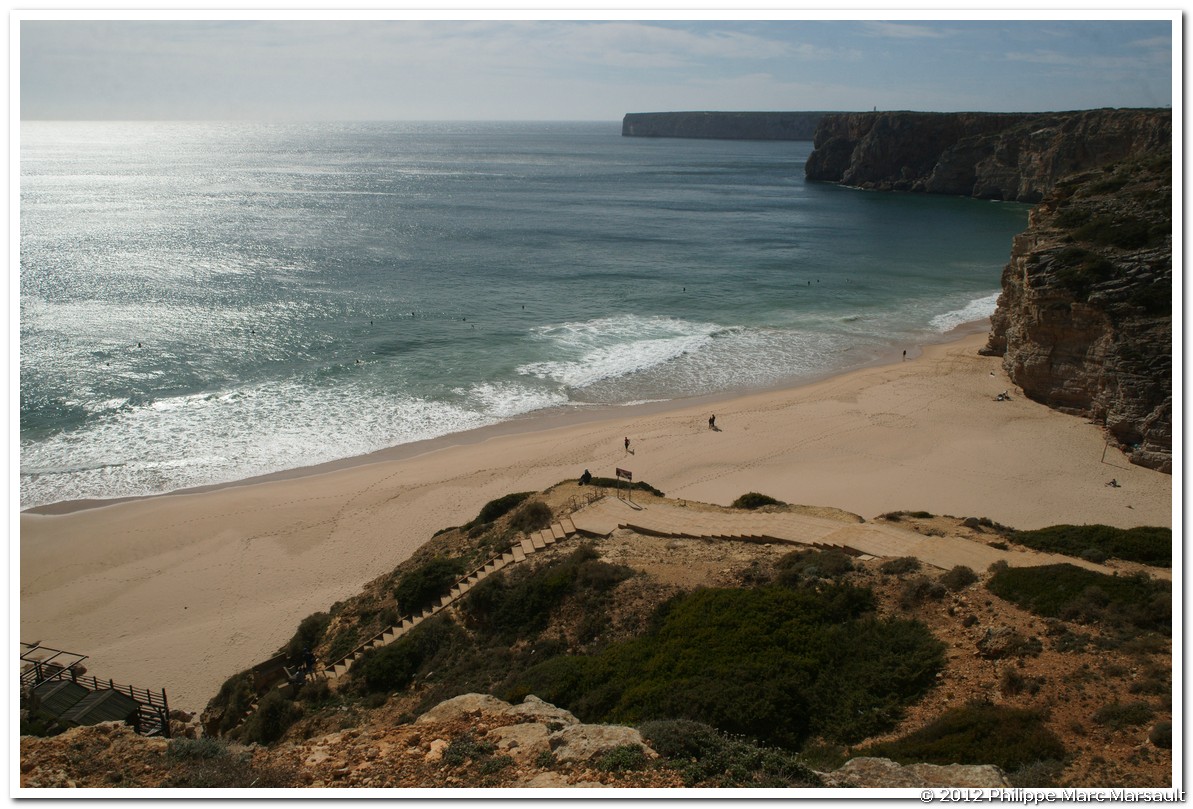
[615,467,633,481]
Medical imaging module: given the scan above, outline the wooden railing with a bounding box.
[20,646,171,738]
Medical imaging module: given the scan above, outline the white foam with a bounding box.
[930,292,1001,333]
[518,314,720,389]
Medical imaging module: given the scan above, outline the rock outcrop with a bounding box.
[982,152,1172,471]
[805,109,1171,202]
[821,757,1011,788]
[622,111,827,140]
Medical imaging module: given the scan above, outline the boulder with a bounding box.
[490,723,552,757]
[414,693,511,725]
[824,757,1011,788]
[548,724,656,764]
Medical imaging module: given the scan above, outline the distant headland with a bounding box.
[621,111,829,140]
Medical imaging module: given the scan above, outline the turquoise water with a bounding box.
[20,121,1029,508]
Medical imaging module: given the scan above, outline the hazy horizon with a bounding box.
[19,17,1174,122]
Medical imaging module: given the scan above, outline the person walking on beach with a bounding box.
[624,436,630,453]
[708,414,716,430]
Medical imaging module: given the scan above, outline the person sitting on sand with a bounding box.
[579,469,592,486]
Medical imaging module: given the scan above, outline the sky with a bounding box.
[16,15,1175,121]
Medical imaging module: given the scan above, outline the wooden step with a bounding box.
[562,517,577,535]
[550,523,566,541]
[530,533,546,551]
[520,537,536,555]
[512,546,527,562]
[540,529,556,546]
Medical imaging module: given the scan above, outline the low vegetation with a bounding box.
[466,492,535,530]
[731,492,786,509]
[393,557,467,615]
[462,544,632,642]
[160,738,297,788]
[504,583,945,750]
[1007,524,1170,567]
[879,556,921,575]
[864,702,1066,780]
[775,548,854,585]
[640,719,822,787]
[986,564,1170,634]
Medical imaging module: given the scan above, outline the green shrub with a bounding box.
[597,744,650,772]
[237,689,301,746]
[298,676,331,704]
[443,733,496,766]
[1073,215,1153,249]
[640,719,822,787]
[166,737,228,760]
[210,671,255,735]
[393,557,466,615]
[472,492,534,526]
[1008,525,1171,567]
[284,611,331,659]
[1148,721,1172,749]
[986,564,1170,634]
[323,625,363,665]
[1128,666,1169,696]
[880,556,921,575]
[508,500,553,534]
[731,492,786,509]
[507,583,942,750]
[1092,701,1154,730]
[1000,669,1043,697]
[160,752,298,788]
[1051,248,1118,300]
[899,576,947,609]
[353,615,463,693]
[464,545,630,641]
[940,566,979,592]
[864,702,1066,773]
[776,548,854,584]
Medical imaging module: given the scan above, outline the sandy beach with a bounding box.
[19,332,1173,714]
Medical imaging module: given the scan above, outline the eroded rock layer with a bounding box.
[982,153,1172,472]
[806,109,1171,202]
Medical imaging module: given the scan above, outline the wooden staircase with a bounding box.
[317,516,580,683]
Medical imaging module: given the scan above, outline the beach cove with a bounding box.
[19,331,1172,714]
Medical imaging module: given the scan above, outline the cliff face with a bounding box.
[982,153,1172,472]
[806,108,1172,473]
[622,111,826,140]
[806,109,1171,202]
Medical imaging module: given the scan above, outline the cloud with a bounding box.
[861,22,953,40]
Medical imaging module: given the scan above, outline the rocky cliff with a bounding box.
[805,109,1171,202]
[806,109,1172,472]
[622,111,827,140]
[981,152,1172,472]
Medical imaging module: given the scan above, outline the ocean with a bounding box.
[20,120,1029,509]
